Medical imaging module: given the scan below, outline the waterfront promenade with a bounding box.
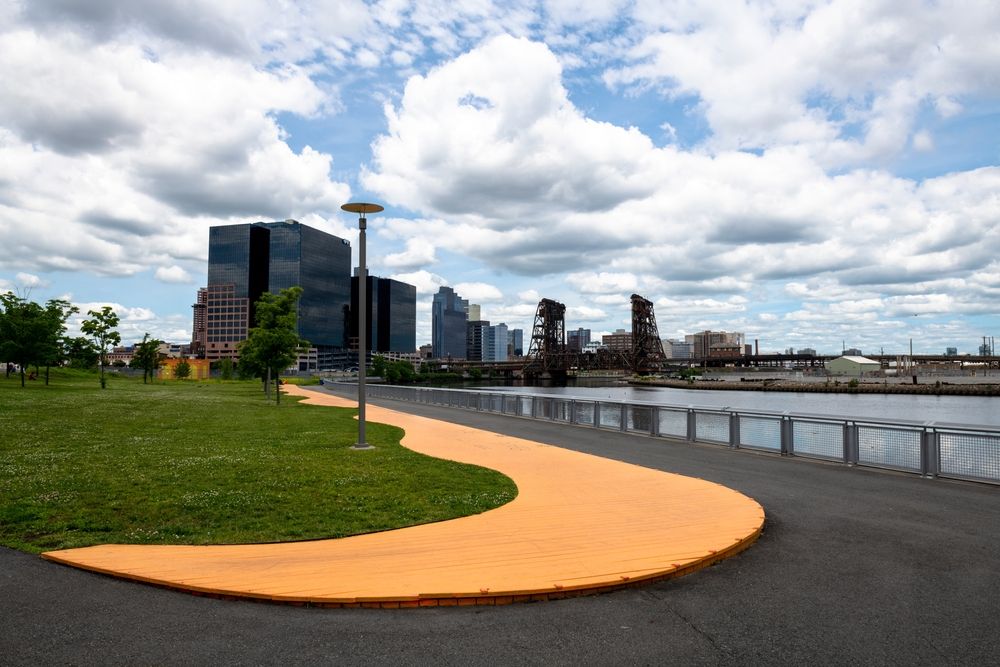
[3,384,999,664]
[39,386,763,605]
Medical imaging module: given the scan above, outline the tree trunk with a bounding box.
[45,365,49,385]
[20,367,25,388]
[275,369,280,405]
[265,367,271,400]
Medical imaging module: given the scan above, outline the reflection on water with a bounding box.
[474,382,1000,427]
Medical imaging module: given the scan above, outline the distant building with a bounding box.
[349,275,417,355]
[432,286,468,359]
[843,347,863,356]
[485,323,509,362]
[582,341,606,353]
[468,304,481,321]
[827,355,880,376]
[602,329,632,353]
[191,287,207,357]
[567,328,591,353]
[508,328,524,358]
[945,347,958,356]
[709,343,743,359]
[686,331,743,359]
[419,344,433,359]
[663,339,692,360]
[799,347,817,356]
[466,320,490,362]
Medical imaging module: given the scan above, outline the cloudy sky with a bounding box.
[1,0,998,354]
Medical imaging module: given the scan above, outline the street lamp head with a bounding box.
[341,202,384,215]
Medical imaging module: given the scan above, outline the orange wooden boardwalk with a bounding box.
[42,386,764,607]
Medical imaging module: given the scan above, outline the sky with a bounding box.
[1,0,998,355]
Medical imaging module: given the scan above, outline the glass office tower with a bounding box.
[432,286,468,360]
[204,220,351,364]
[350,276,417,353]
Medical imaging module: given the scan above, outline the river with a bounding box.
[475,381,1000,427]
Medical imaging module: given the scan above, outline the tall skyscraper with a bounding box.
[204,220,351,364]
[567,327,591,352]
[349,275,417,354]
[190,287,207,357]
[466,319,489,362]
[508,328,523,357]
[487,323,509,362]
[432,286,468,359]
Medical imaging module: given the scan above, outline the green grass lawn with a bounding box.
[0,369,517,554]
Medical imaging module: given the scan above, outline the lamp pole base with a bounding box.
[351,443,375,450]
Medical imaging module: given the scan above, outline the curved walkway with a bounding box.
[41,386,763,607]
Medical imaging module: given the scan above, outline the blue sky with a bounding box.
[1,0,998,354]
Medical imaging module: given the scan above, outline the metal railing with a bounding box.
[361,384,1000,486]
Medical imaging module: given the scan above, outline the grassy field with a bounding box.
[0,370,517,554]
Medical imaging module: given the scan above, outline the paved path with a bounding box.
[40,386,762,606]
[3,387,1000,664]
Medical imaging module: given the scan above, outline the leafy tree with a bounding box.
[238,287,305,404]
[132,333,164,383]
[0,294,75,387]
[81,306,121,389]
[39,299,78,384]
[174,358,192,379]
[218,357,234,380]
[371,354,388,378]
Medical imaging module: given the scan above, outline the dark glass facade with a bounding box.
[432,286,468,359]
[350,276,417,353]
[205,221,351,359]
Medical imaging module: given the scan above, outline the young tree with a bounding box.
[81,306,121,389]
[238,287,305,404]
[173,358,192,379]
[132,333,164,383]
[218,357,234,380]
[39,299,78,385]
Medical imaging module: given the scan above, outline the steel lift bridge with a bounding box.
[523,294,667,381]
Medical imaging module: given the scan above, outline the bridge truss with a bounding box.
[523,293,667,378]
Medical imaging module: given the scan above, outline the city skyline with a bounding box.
[1,2,998,355]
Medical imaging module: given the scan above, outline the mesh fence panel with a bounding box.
[792,420,843,460]
[575,402,595,426]
[858,426,921,471]
[536,398,552,419]
[696,413,729,444]
[552,400,571,422]
[740,416,781,451]
[598,403,621,429]
[519,396,533,417]
[627,406,653,433]
[503,395,518,415]
[938,431,1000,482]
[658,409,687,438]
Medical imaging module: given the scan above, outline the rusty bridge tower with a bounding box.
[630,294,666,373]
[524,298,569,381]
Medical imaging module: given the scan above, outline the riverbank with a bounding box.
[631,377,1000,396]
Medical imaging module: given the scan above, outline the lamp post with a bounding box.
[341,201,383,450]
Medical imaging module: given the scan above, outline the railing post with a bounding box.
[921,424,939,478]
[843,422,858,465]
[570,400,576,424]
[729,411,740,449]
[686,408,696,442]
[651,407,659,437]
[780,414,793,455]
[620,404,628,432]
[593,402,600,429]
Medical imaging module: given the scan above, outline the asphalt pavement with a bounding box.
[3,386,999,666]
